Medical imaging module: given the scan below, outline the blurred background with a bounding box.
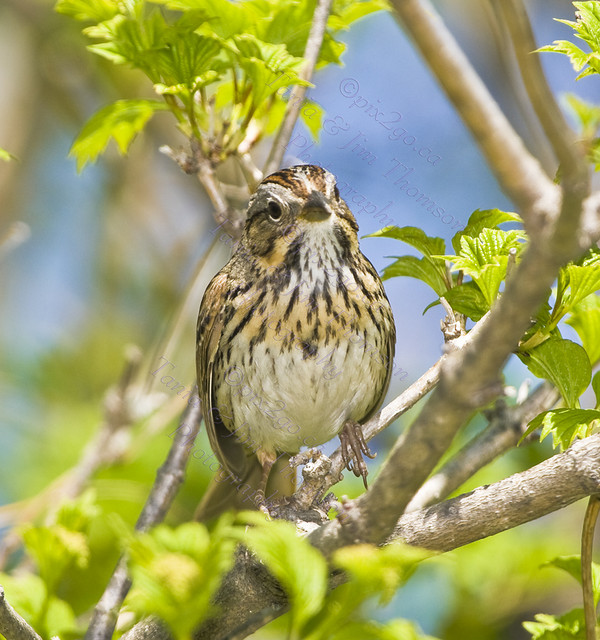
[0,0,598,637]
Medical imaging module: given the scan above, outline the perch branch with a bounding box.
[192,433,600,640]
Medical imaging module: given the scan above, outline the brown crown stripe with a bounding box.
[262,165,329,198]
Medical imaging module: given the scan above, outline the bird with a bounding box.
[194,164,395,520]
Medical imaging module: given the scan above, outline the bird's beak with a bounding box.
[301,190,331,222]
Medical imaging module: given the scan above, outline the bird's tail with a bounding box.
[194,454,296,521]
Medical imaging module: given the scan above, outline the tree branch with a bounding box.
[192,433,600,639]
[388,0,560,230]
[84,401,202,640]
[0,586,42,640]
[120,617,173,640]
[263,0,334,175]
[406,381,560,511]
[393,434,600,551]
[499,0,582,172]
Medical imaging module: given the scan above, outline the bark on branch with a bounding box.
[0,586,42,640]
[394,434,600,551]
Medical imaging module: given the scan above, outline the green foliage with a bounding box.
[537,1,600,80]
[543,556,600,607]
[70,99,169,171]
[567,295,600,364]
[538,4,600,171]
[55,0,387,169]
[0,574,79,640]
[238,513,435,640]
[0,147,17,162]
[523,555,600,639]
[519,338,591,409]
[0,491,103,639]
[523,609,586,639]
[521,408,600,451]
[124,518,237,639]
[375,210,599,452]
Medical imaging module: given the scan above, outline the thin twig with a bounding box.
[389,0,560,231]
[0,586,43,640]
[84,400,202,640]
[582,496,600,640]
[263,0,334,175]
[406,382,560,511]
[499,0,585,172]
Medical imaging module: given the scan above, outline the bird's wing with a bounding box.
[196,270,247,480]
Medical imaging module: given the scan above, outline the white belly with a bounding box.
[215,335,382,454]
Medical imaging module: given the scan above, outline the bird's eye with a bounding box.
[334,185,340,200]
[268,201,283,222]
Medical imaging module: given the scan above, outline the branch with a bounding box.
[159,144,245,239]
[120,617,173,640]
[499,0,584,173]
[263,0,334,175]
[193,434,600,639]
[406,381,560,511]
[393,434,600,551]
[0,586,42,640]
[84,401,202,640]
[388,0,560,229]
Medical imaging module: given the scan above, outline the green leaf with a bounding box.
[523,609,585,639]
[299,99,325,141]
[237,512,328,634]
[538,39,592,72]
[564,94,600,136]
[0,147,17,162]
[539,2,600,79]
[70,99,169,171]
[544,556,600,607]
[333,543,431,606]
[442,281,489,321]
[21,524,90,593]
[443,228,525,306]
[592,371,600,409]
[445,229,525,279]
[563,261,600,310]
[55,0,120,22]
[0,573,79,639]
[367,225,446,258]
[566,294,600,364]
[451,208,522,253]
[85,10,169,80]
[520,338,591,408]
[522,408,600,451]
[126,519,236,637]
[330,0,391,31]
[380,255,447,296]
[368,227,447,295]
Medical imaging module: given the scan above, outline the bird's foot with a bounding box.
[339,420,376,489]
